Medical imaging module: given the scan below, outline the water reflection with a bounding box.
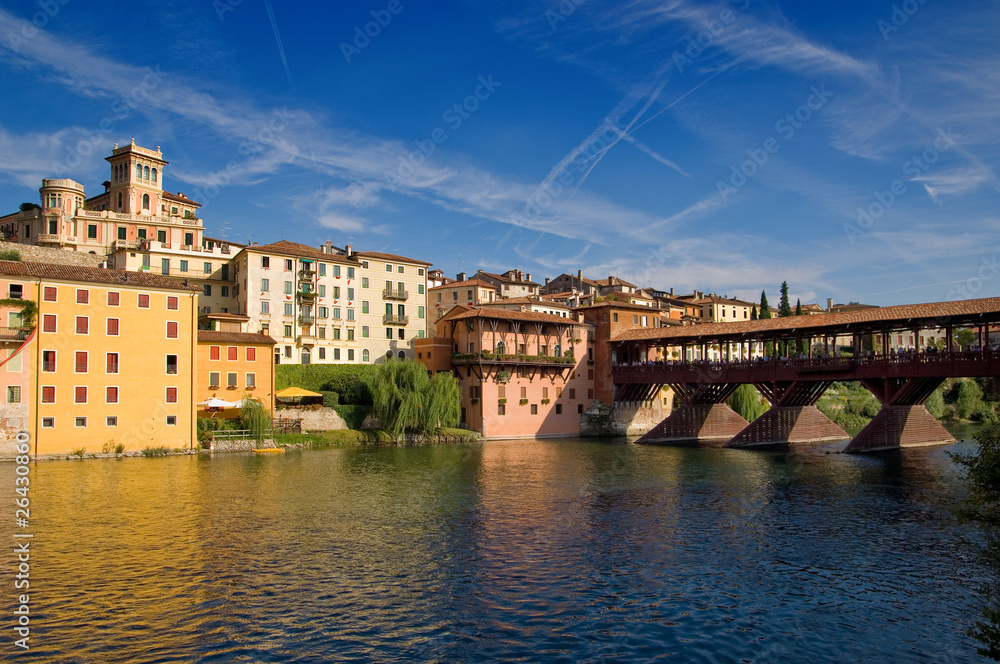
[1,438,991,662]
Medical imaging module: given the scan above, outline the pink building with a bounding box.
[417,306,593,438]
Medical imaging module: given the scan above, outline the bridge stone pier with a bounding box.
[614,297,1000,453]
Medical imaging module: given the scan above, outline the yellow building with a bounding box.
[0,260,199,456]
[196,324,276,419]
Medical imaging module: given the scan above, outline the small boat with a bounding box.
[253,447,285,455]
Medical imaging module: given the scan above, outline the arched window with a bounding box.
[144,166,150,180]
[362,349,370,363]
[554,344,561,357]
[142,194,150,210]
[386,350,393,360]
[151,168,157,183]
[496,341,505,355]
[398,351,405,359]
[136,164,142,179]
[117,192,123,210]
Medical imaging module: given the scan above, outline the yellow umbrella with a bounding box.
[275,387,323,398]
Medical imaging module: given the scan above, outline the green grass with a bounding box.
[273,427,479,448]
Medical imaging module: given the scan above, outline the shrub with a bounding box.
[114,443,126,455]
[321,391,340,408]
[959,379,987,420]
[333,404,370,430]
[275,364,374,405]
[368,360,461,436]
[141,446,170,457]
[728,384,769,422]
[71,447,85,458]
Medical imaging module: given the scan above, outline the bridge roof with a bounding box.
[612,296,1000,345]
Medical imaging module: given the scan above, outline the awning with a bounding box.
[275,387,323,398]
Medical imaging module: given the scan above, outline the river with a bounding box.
[2,429,993,662]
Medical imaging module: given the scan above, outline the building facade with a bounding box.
[0,261,199,455]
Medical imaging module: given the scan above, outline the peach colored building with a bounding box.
[418,306,592,438]
[428,277,498,328]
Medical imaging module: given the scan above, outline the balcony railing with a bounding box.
[298,269,316,281]
[297,290,317,301]
[0,327,30,342]
[383,288,409,301]
[450,351,576,366]
[383,314,409,326]
[299,314,315,325]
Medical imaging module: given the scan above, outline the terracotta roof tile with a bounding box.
[446,306,586,326]
[613,296,1000,343]
[428,279,497,290]
[198,331,277,345]
[244,240,357,263]
[354,250,432,266]
[0,260,201,290]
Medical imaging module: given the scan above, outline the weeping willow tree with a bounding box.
[728,383,769,422]
[239,396,271,448]
[368,360,461,437]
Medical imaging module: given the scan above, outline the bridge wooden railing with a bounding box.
[613,349,1000,384]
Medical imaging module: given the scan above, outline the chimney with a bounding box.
[577,269,583,290]
[545,277,550,287]
[457,272,466,282]
[608,275,614,288]
[526,273,531,283]
[827,298,833,312]
[670,287,674,296]
[345,243,352,257]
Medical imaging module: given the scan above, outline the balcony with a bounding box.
[450,351,576,367]
[297,290,317,302]
[298,269,316,282]
[383,287,409,301]
[299,314,315,325]
[383,314,409,326]
[0,327,30,342]
[297,335,316,346]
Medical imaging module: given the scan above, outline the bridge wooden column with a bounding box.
[727,380,848,448]
[843,377,952,453]
[635,383,749,444]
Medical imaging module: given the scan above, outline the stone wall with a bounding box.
[279,408,348,431]
[581,399,670,437]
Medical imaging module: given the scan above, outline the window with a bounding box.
[203,285,212,297]
[76,289,89,304]
[556,403,562,415]
[284,281,293,295]
[75,416,87,428]
[204,262,212,274]
[418,306,425,319]
[498,404,506,416]
[106,386,118,404]
[262,256,270,269]
[260,301,270,315]
[418,284,424,295]
[362,349,370,362]
[348,349,355,361]
[284,325,292,337]
[208,346,221,362]
[167,296,179,310]
[613,313,618,323]
[227,372,238,387]
[105,352,119,374]
[184,232,194,247]
[318,348,326,360]
[42,417,54,428]
[347,329,354,341]
[578,404,584,414]
[333,348,341,361]
[398,265,404,274]
[166,387,178,403]
[347,288,355,300]
[138,293,150,308]
[333,265,341,278]
[42,314,56,333]
[348,267,355,279]
[385,263,393,272]
[209,371,220,387]
[318,327,326,339]
[261,278,269,292]
[106,416,118,427]
[347,309,355,321]
[362,326,369,338]
[41,386,55,403]
[284,259,293,271]
[167,322,178,339]
[166,355,178,375]
[386,328,392,339]
[569,388,576,399]
[117,226,127,240]
[246,373,256,388]
[227,346,238,361]
[87,224,97,239]
[75,386,87,404]
[284,303,293,316]
[221,264,229,280]
[39,286,57,303]
[104,318,119,336]
[76,316,88,334]
[166,416,177,426]
[333,307,341,320]
[247,347,256,362]
[75,351,88,373]
[531,404,538,415]
[222,286,229,298]
[7,386,20,404]
[318,263,326,276]
[361,301,369,314]
[362,277,369,288]
[333,328,341,340]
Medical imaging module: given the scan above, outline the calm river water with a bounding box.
[2,430,994,663]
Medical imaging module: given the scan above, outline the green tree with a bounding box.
[728,384,769,422]
[925,387,945,419]
[368,360,461,437]
[778,281,793,317]
[239,396,271,448]
[953,423,1000,659]
[750,304,758,321]
[759,291,771,319]
[795,298,802,316]
[956,328,978,350]
[959,379,986,420]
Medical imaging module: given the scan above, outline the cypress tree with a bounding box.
[779,281,793,317]
[759,291,771,319]
[750,304,758,321]
[795,298,802,316]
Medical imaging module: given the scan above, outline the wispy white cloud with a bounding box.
[914,166,991,201]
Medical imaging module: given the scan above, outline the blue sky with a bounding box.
[0,0,997,307]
